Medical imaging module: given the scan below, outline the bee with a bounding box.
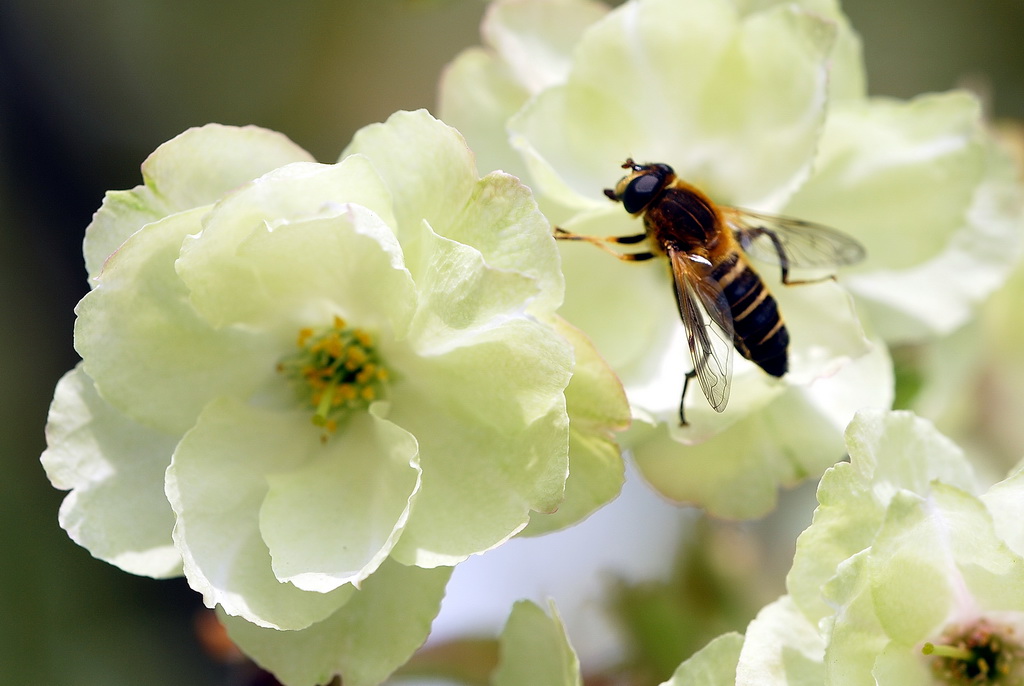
[554,159,865,425]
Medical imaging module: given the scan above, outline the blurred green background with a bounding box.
[1,0,1021,684]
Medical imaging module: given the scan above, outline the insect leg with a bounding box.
[783,274,837,285]
[747,227,835,286]
[744,227,793,283]
[608,233,648,244]
[679,369,697,426]
[553,227,656,261]
[553,227,647,243]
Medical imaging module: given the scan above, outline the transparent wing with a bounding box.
[668,248,734,413]
[723,207,866,269]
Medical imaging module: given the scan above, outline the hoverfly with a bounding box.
[554,159,865,425]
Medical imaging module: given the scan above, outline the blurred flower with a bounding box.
[661,632,745,685]
[41,110,628,685]
[786,93,1024,345]
[492,600,581,686]
[674,409,1024,684]
[440,0,1022,517]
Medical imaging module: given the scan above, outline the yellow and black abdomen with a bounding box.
[712,252,788,377]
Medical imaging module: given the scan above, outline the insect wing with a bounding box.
[725,208,865,269]
[668,248,734,412]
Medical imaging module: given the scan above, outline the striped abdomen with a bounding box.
[712,252,788,377]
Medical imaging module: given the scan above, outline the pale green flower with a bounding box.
[441,0,893,517]
[441,0,1021,517]
[41,110,628,686]
[675,409,1024,684]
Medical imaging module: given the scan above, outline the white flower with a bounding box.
[678,409,1024,684]
[440,0,1021,517]
[41,110,628,686]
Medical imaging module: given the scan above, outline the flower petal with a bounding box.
[857,137,1024,340]
[787,409,978,623]
[388,319,572,566]
[222,559,451,686]
[818,551,889,683]
[345,110,566,309]
[403,219,544,355]
[982,464,1024,557]
[390,406,569,566]
[632,384,846,519]
[493,600,581,686]
[76,208,278,435]
[789,93,982,272]
[555,315,631,434]
[439,46,533,180]
[629,271,874,439]
[166,397,354,630]
[40,365,181,578]
[869,485,1024,641]
[522,317,628,536]
[664,632,744,686]
[786,92,1024,341]
[865,493,957,643]
[735,596,825,686]
[228,207,416,337]
[484,0,609,93]
[259,405,421,593]
[811,484,1024,682]
[769,277,871,385]
[175,155,399,328]
[439,0,609,180]
[843,409,979,495]
[84,124,312,282]
[406,316,572,435]
[870,642,935,685]
[799,333,894,430]
[635,320,887,519]
[510,0,836,210]
[343,110,478,252]
[522,429,623,537]
[735,0,866,102]
[442,170,565,313]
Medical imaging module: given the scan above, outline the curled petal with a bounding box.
[41,366,181,578]
[85,124,312,282]
[166,398,355,630]
[260,405,421,593]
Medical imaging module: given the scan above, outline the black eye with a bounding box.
[622,173,664,213]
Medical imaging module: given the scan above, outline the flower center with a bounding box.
[924,620,1023,684]
[278,316,389,433]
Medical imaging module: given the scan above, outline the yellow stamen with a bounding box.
[356,363,377,385]
[323,335,343,359]
[279,318,390,435]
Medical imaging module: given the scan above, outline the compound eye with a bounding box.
[622,173,663,213]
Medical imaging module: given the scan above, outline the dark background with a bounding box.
[1,1,1021,683]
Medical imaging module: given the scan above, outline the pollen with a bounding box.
[277,317,390,434]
